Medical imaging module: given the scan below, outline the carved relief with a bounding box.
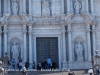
[75,41,83,61]
[37,16,55,24]
[11,42,20,59]
[74,0,81,14]
[11,0,18,15]
[10,38,21,61]
[74,37,84,62]
[42,0,50,16]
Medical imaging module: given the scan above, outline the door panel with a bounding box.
[36,37,58,68]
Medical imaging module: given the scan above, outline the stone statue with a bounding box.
[75,42,83,61]
[12,1,18,15]
[11,42,19,60]
[42,0,50,16]
[74,0,81,14]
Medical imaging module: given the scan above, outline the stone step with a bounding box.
[8,70,88,75]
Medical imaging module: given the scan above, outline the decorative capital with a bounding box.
[92,30,96,34]
[22,30,27,33]
[67,29,72,33]
[85,21,92,25]
[86,29,91,33]
[28,22,34,26]
[62,25,66,33]
[3,30,8,33]
[21,22,27,25]
[62,29,66,33]
[67,21,73,25]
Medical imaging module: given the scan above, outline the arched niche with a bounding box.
[74,36,85,62]
[10,38,21,61]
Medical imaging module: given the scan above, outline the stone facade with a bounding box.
[0,0,99,69]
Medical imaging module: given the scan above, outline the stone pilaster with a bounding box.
[23,0,26,14]
[67,0,70,14]
[0,0,1,15]
[28,0,32,21]
[92,21,96,56]
[37,0,41,17]
[4,0,7,14]
[28,22,33,69]
[0,26,2,58]
[22,23,27,62]
[19,0,23,14]
[70,0,73,13]
[67,22,73,62]
[61,0,64,14]
[62,25,67,68]
[86,0,89,13]
[81,0,85,13]
[86,22,91,61]
[52,0,56,16]
[90,0,94,14]
[28,22,33,63]
[3,23,8,55]
[8,0,11,14]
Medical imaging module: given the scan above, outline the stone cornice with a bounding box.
[35,23,60,26]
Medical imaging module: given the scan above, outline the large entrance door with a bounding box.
[36,37,58,68]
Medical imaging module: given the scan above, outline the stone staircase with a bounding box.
[8,69,88,75]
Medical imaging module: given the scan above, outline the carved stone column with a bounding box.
[19,0,23,14]
[29,0,32,14]
[70,0,73,13]
[8,0,11,14]
[28,22,33,63]
[61,0,64,14]
[90,0,94,14]
[67,0,70,14]
[52,0,56,16]
[92,21,96,56]
[81,0,85,13]
[0,26,2,58]
[37,0,41,16]
[3,23,8,55]
[23,0,26,14]
[22,23,27,62]
[86,0,89,13]
[4,0,7,14]
[86,22,91,61]
[0,0,1,15]
[67,22,72,62]
[62,25,67,68]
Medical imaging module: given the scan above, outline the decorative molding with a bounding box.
[1,14,10,25]
[37,16,56,25]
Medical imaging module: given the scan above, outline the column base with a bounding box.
[62,61,68,70]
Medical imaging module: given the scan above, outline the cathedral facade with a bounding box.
[0,0,99,69]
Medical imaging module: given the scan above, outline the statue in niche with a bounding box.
[11,42,20,60]
[74,0,81,14]
[75,41,83,61]
[11,1,18,15]
[42,0,50,16]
